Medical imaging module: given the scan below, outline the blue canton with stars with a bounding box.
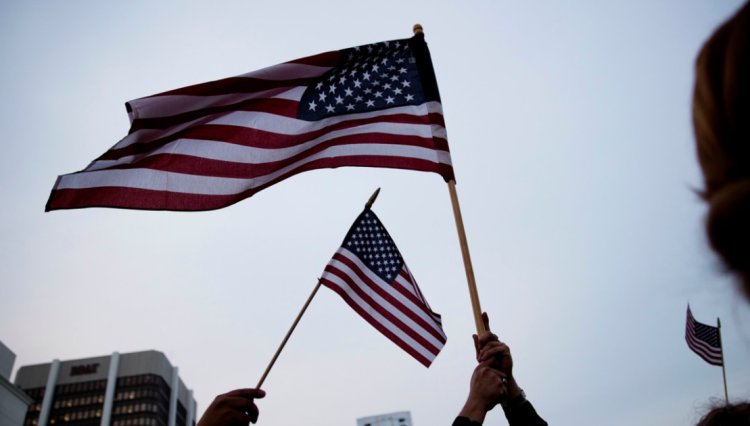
[342,209,405,283]
[297,38,425,121]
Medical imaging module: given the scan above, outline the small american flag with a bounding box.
[685,305,723,366]
[46,34,452,212]
[320,208,446,367]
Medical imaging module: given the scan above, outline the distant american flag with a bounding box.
[685,305,723,366]
[46,34,453,211]
[320,209,446,367]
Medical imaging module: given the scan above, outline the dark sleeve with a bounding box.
[452,416,482,426]
[503,400,548,426]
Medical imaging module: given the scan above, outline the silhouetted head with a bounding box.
[696,402,750,426]
[693,2,750,299]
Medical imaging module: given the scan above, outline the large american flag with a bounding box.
[46,34,453,211]
[685,305,723,366]
[320,209,446,367]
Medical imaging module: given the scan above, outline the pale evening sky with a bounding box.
[2,1,750,425]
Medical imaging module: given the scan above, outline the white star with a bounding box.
[374,91,383,98]
[353,79,362,88]
[329,85,337,94]
[405,94,414,101]
[402,80,411,88]
[308,101,317,111]
[399,67,407,74]
[383,83,392,90]
[316,82,324,90]
[366,100,375,107]
[385,96,395,104]
[344,88,353,97]
[363,72,371,81]
[346,104,355,111]
[334,96,343,104]
[318,92,327,101]
[393,88,403,95]
[339,76,347,85]
[325,104,335,113]
[372,64,380,73]
[355,95,363,102]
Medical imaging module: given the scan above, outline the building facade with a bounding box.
[14,350,196,426]
[0,341,33,426]
[356,411,413,426]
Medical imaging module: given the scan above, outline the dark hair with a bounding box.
[693,1,750,298]
[696,402,750,426]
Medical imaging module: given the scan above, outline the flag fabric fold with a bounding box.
[320,208,446,367]
[685,305,723,366]
[46,34,453,212]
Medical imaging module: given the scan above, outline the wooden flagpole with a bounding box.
[412,24,485,335]
[256,278,322,388]
[255,188,382,388]
[717,317,729,405]
[448,180,485,334]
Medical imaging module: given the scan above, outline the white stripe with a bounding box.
[272,87,307,101]
[321,271,439,362]
[325,252,445,349]
[87,121,450,171]
[333,250,446,340]
[56,143,452,194]
[211,102,446,136]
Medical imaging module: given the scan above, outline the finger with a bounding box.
[223,388,266,399]
[223,410,252,426]
[219,396,261,415]
[482,312,490,331]
[473,334,480,357]
[477,331,499,347]
[247,403,259,424]
[478,346,505,362]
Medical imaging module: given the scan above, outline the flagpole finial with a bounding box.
[413,24,423,35]
[365,188,381,209]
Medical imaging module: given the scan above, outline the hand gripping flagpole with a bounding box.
[255,188,382,389]
[412,24,486,335]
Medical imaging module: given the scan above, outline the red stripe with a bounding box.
[136,52,339,99]
[46,187,245,212]
[322,262,442,353]
[128,97,301,133]
[138,76,317,99]
[285,51,340,67]
[320,277,432,367]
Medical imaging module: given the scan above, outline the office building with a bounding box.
[0,341,32,426]
[357,411,413,426]
[15,350,196,426]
